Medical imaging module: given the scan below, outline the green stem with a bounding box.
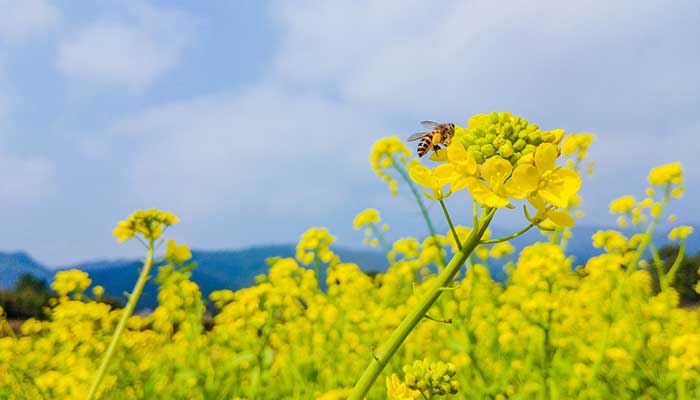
[313,249,321,283]
[627,190,669,274]
[87,242,154,400]
[648,241,666,287]
[391,158,445,267]
[348,208,496,399]
[661,241,686,290]
[481,222,536,244]
[439,199,461,250]
[370,223,391,258]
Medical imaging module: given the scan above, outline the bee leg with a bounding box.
[432,144,441,151]
[432,132,442,146]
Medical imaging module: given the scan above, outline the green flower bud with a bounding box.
[489,111,499,124]
[527,131,541,145]
[450,380,460,394]
[446,363,456,376]
[405,373,416,387]
[513,139,526,151]
[522,144,536,155]
[540,130,554,143]
[503,123,514,138]
[481,144,496,158]
[499,143,514,158]
[492,135,506,148]
[417,380,429,392]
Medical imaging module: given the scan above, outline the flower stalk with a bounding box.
[348,208,495,399]
[86,241,155,400]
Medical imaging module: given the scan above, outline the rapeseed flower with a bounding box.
[113,209,179,243]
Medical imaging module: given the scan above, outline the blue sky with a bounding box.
[0,0,699,266]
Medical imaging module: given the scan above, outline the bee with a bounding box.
[406,121,455,157]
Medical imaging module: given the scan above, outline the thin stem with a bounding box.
[313,248,321,283]
[627,189,670,274]
[661,241,686,290]
[480,222,536,244]
[391,157,445,267]
[370,223,391,258]
[439,199,461,250]
[87,242,155,400]
[348,208,496,400]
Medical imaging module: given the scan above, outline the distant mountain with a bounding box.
[1,226,698,310]
[0,252,53,290]
[0,245,389,311]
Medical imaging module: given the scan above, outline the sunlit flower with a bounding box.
[668,226,693,241]
[648,162,683,186]
[386,374,420,400]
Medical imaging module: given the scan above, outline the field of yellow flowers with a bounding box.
[1,112,698,399]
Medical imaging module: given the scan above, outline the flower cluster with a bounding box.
[402,359,460,397]
[409,112,581,229]
[454,111,564,165]
[353,208,389,248]
[370,137,412,196]
[295,227,340,266]
[113,209,179,243]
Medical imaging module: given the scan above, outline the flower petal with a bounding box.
[466,177,510,208]
[540,168,581,208]
[447,142,469,161]
[429,148,448,162]
[528,194,548,213]
[504,164,538,199]
[548,210,576,227]
[535,143,558,174]
[480,156,512,189]
[408,164,436,189]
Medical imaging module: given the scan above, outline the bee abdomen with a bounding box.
[417,136,432,157]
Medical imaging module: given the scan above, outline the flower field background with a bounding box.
[1,112,698,399]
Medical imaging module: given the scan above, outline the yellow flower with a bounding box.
[609,195,636,214]
[113,209,179,243]
[408,163,453,200]
[165,240,192,264]
[386,374,420,400]
[561,133,595,160]
[91,285,104,298]
[442,144,537,208]
[529,143,581,209]
[353,208,380,230]
[490,242,515,259]
[52,269,92,297]
[648,162,683,186]
[668,226,693,241]
[296,227,339,266]
[371,137,412,196]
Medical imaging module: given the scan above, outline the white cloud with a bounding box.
[56,3,194,89]
[270,0,697,121]
[118,86,383,220]
[0,151,52,203]
[114,0,700,248]
[0,0,59,43]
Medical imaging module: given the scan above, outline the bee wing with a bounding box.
[407,131,430,142]
[420,120,440,129]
